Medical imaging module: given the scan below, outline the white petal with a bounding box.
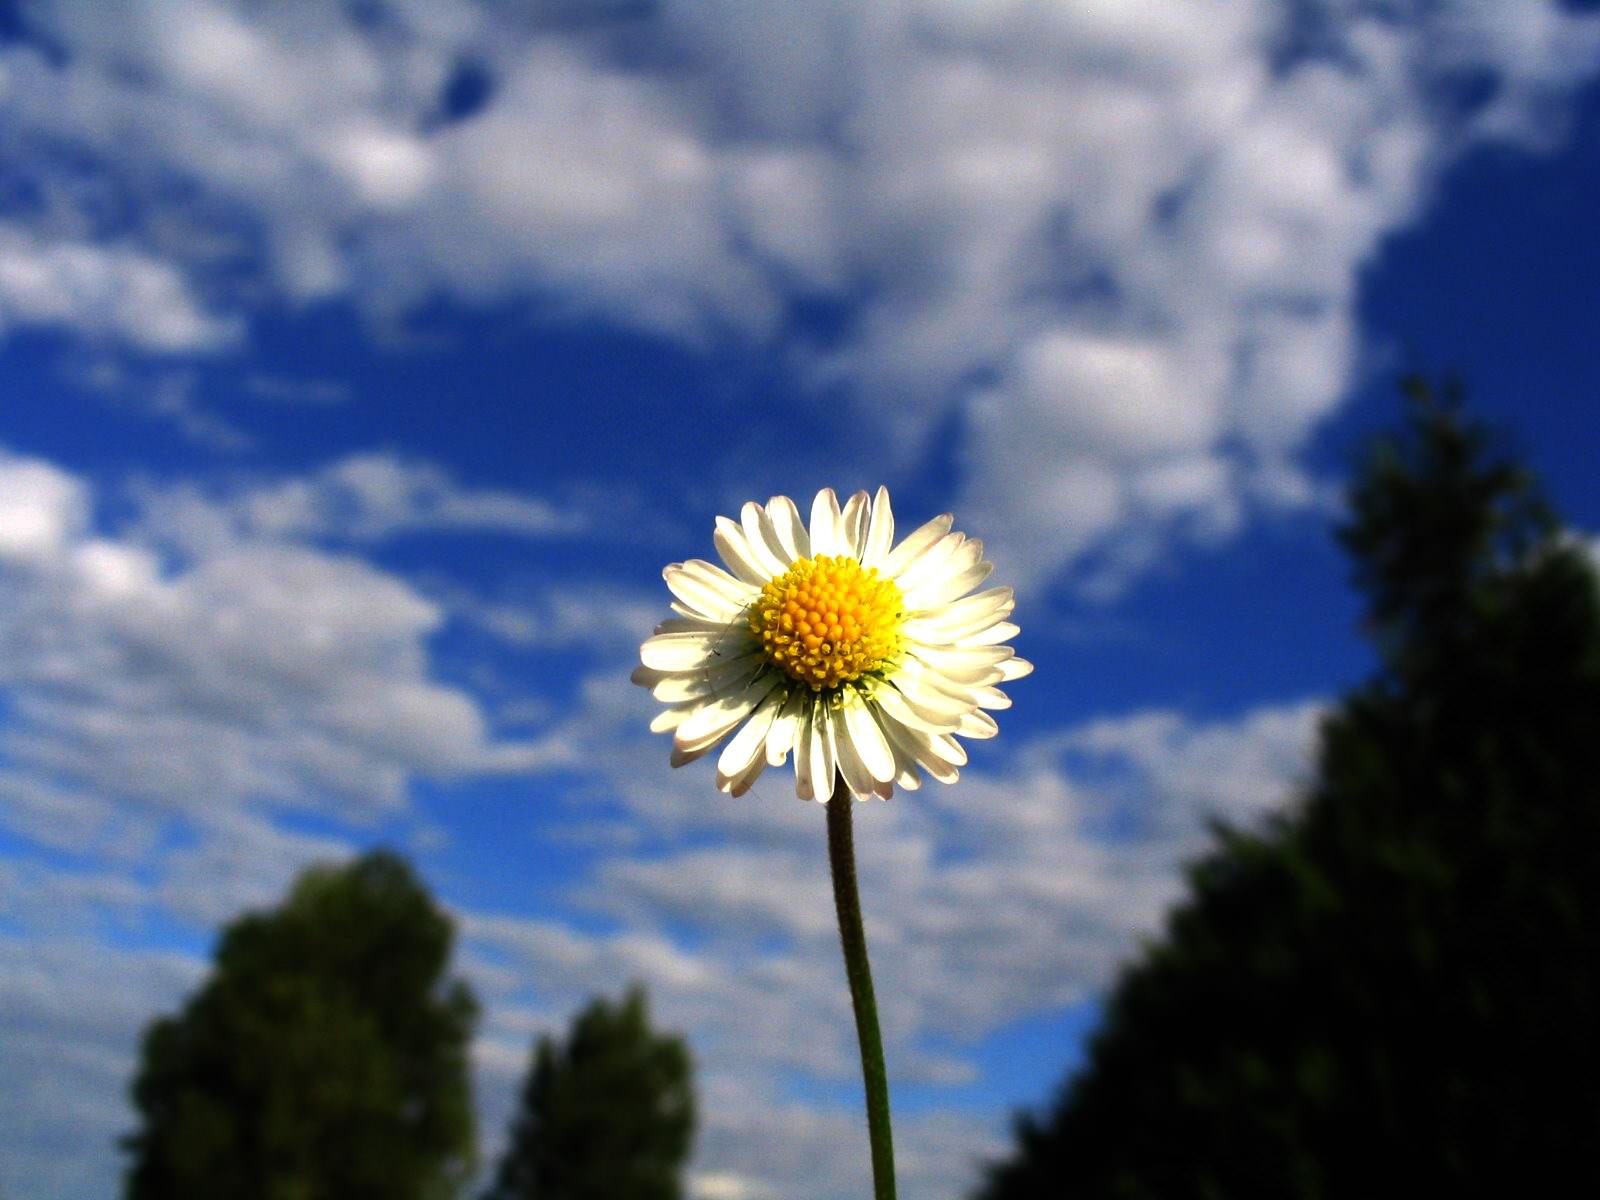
[724,750,768,798]
[718,686,786,782]
[868,680,947,735]
[765,687,808,766]
[868,758,896,799]
[880,709,966,768]
[644,622,753,666]
[893,532,972,597]
[683,558,759,595]
[997,657,1035,681]
[898,533,979,592]
[839,490,870,560]
[807,700,837,801]
[908,643,1015,684]
[741,502,790,575]
[861,486,896,569]
[880,512,953,578]
[714,517,772,586]
[675,563,748,601]
[641,626,730,651]
[631,665,667,689]
[883,674,968,732]
[902,585,1013,631]
[766,495,810,561]
[652,615,739,637]
[665,560,756,620]
[794,700,816,801]
[651,705,695,733]
[670,742,712,767]
[972,685,1013,710]
[895,654,995,701]
[674,675,781,753]
[874,711,924,791]
[902,608,1007,644]
[904,560,994,611]
[669,600,719,622]
[809,488,844,557]
[963,620,1021,647]
[650,655,762,702]
[652,674,721,704]
[880,716,960,784]
[956,709,999,739]
[832,708,876,799]
[899,659,1003,697]
[844,697,896,784]
[929,732,967,766]
[640,634,721,672]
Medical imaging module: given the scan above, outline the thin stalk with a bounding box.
[827,775,896,1200]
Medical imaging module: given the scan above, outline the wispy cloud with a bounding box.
[0,223,237,352]
[464,584,663,653]
[131,451,586,554]
[0,442,572,1196]
[0,446,549,822]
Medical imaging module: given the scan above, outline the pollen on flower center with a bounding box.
[749,554,904,691]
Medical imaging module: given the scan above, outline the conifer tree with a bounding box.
[124,850,478,1200]
[483,986,695,1200]
[977,384,1600,1197]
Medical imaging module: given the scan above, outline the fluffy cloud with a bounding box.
[4,1,1598,589]
[0,442,552,837]
[0,555,517,827]
[131,451,583,555]
[0,934,205,1200]
[0,223,236,351]
[464,584,664,652]
[0,443,569,1197]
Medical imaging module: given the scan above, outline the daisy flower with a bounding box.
[634,487,1031,800]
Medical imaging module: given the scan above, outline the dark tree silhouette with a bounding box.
[124,850,478,1200]
[977,383,1600,1198]
[483,986,695,1200]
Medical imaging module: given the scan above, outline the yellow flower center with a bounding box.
[750,555,905,691]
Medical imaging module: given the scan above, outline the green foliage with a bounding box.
[976,383,1600,1198]
[123,850,479,1200]
[483,985,696,1200]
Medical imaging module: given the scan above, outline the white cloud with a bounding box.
[0,223,236,352]
[466,584,662,652]
[0,447,548,825]
[239,453,582,542]
[0,454,87,563]
[0,932,206,1200]
[241,373,352,407]
[2,542,486,814]
[132,451,583,554]
[4,1,1598,588]
[0,442,573,1198]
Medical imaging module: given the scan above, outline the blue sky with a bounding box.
[3,3,1600,1198]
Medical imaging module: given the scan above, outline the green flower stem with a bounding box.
[827,774,897,1200]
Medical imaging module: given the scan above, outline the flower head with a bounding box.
[634,488,1031,800]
